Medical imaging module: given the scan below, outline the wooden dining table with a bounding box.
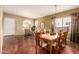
[35,33,59,54]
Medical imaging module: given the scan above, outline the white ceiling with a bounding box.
[3,5,79,18]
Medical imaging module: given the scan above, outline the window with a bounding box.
[63,16,71,27]
[55,18,63,27]
[55,16,71,27]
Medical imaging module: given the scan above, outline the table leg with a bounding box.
[40,40,42,47]
[49,42,52,54]
[36,38,38,54]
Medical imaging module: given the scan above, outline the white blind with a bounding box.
[3,17,15,36]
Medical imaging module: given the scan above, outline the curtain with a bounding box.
[71,13,79,43]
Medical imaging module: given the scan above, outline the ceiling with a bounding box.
[3,5,79,18]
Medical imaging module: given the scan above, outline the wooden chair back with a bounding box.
[58,31,68,48]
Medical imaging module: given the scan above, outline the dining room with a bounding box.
[1,5,79,54]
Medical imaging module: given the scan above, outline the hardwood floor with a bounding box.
[2,35,79,54]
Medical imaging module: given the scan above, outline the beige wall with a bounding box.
[36,8,79,31]
[36,16,52,31]
[15,17,25,35]
[0,6,3,53]
[3,13,34,35]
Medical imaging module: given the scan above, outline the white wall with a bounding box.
[0,6,3,53]
[3,17,15,36]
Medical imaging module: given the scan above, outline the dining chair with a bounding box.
[61,31,68,48]
[51,31,68,53]
[54,31,68,52]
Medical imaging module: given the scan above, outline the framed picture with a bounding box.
[40,22,45,29]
